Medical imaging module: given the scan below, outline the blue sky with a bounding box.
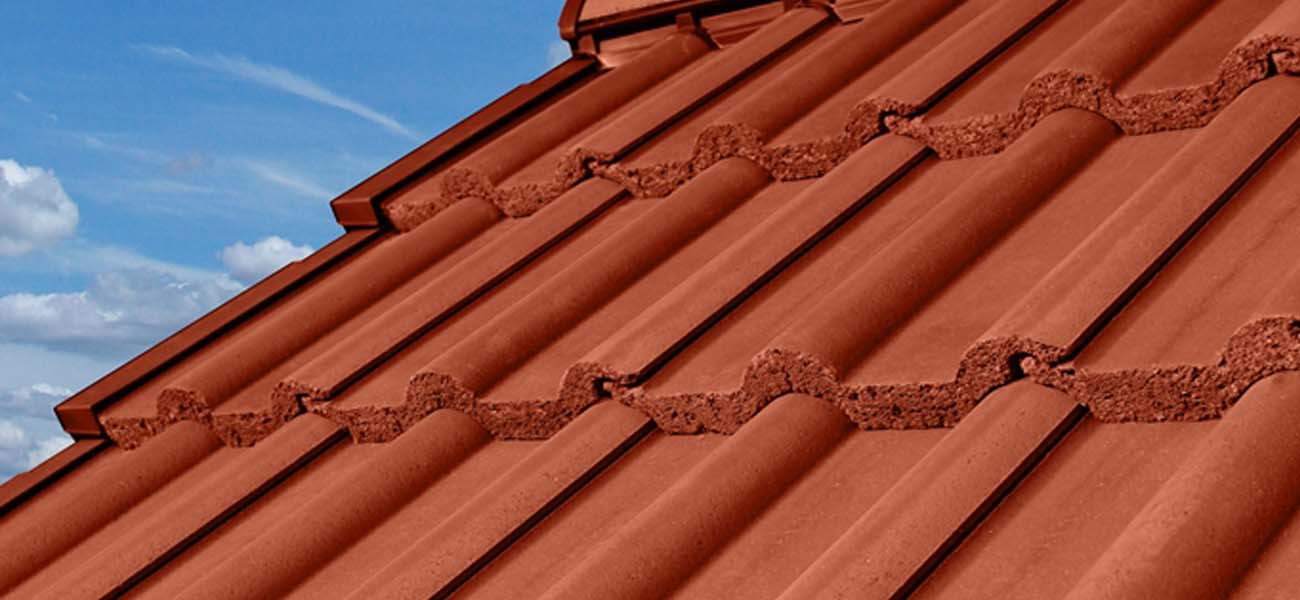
[0,2,569,479]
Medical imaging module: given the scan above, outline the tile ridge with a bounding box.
[394,32,1299,225]
[614,316,1300,436]
[1026,315,1300,424]
[892,33,1296,158]
[88,307,1300,449]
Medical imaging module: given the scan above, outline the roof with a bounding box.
[4,0,1300,597]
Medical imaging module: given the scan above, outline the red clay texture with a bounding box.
[381,0,1300,228]
[9,1,1300,597]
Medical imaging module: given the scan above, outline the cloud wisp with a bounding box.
[241,160,333,200]
[220,236,313,283]
[0,159,79,257]
[547,41,571,67]
[77,134,172,165]
[139,44,419,140]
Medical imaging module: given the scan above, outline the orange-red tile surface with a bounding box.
[5,0,1300,597]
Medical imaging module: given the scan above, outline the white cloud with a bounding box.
[547,42,571,67]
[27,435,72,468]
[220,236,313,283]
[0,382,72,477]
[0,159,79,257]
[0,252,242,357]
[0,420,26,449]
[139,44,419,140]
[0,417,72,478]
[242,160,332,200]
[0,382,72,418]
[0,419,38,475]
[13,91,31,104]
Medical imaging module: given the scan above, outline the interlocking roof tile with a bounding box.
[4,0,1300,597]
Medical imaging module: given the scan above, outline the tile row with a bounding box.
[8,372,1300,597]
[383,0,1300,230]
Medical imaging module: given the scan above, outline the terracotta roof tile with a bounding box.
[5,0,1300,596]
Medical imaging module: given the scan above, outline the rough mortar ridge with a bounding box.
[382,34,1300,230]
[103,389,303,450]
[1026,316,1300,423]
[94,314,1294,448]
[320,315,1300,443]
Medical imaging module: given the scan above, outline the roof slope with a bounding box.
[4,0,1300,597]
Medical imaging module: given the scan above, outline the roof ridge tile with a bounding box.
[566,7,828,164]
